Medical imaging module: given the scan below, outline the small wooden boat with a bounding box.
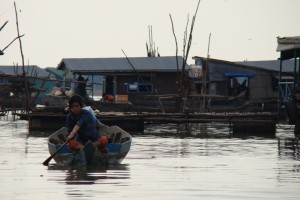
[47,125,132,166]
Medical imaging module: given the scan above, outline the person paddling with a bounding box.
[66,95,108,153]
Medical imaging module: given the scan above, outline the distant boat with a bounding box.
[47,126,132,166]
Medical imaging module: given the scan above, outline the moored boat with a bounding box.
[47,125,132,166]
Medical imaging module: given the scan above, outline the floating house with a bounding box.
[192,57,293,112]
[57,56,190,112]
[235,59,297,103]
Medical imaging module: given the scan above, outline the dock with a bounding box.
[16,112,278,138]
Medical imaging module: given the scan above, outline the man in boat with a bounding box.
[82,101,103,130]
[66,95,108,153]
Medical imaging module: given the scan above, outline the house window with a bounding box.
[195,59,203,66]
[128,84,138,93]
[127,83,153,93]
[224,73,254,98]
[228,77,249,97]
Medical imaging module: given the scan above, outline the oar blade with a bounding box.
[42,157,52,166]
[42,140,69,166]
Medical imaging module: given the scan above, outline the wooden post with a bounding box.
[91,75,94,99]
[169,0,202,113]
[14,2,28,113]
[200,33,211,113]
[278,53,283,118]
[294,48,297,90]
[169,14,179,88]
[298,55,300,85]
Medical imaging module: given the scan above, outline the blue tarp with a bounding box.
[224,73,255,77]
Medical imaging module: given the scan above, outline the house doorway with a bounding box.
[105,75,115,96]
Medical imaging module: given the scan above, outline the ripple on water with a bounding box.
[1,117,300,199]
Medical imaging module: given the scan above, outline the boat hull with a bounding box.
[47,126,132,166]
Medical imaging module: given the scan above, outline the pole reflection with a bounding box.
[277,139,300,161]
[277,139,300,183]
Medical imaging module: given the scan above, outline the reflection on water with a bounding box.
[278,139,300,161]
[1,115,300,199]
[276,139,300,187]
[48,164,130,185]
[46,164,131,199]
[144,123,231,138]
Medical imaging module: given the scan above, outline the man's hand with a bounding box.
[67,125,80,140]
[67,131,76,141]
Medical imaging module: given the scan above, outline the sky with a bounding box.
[0,0,299,68]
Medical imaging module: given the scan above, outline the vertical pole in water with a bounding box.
[278,53,283,118]
[229,120,233,136]
[294,48,297,90]
[298,55,300,85]
[28,114,31,132]
[91,75,94,99]
[294,49,300,138]
[14,2,28,113]
[62,74,65,90]
[201,33,211,113]
[103,76,106,95]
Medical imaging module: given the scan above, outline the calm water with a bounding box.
[0,115,300,200]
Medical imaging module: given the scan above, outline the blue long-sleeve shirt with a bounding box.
[83,106,101,127]
[67,109,99,144]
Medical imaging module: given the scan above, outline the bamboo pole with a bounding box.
[169,0,202,113]
[14,1,28,113]
[181,0,201,75]
[169,14,179,88]
[201,33,211,112]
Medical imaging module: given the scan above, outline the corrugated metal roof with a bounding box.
[194,56,277,73]
[0,65,49,77]
[235,60,296,73]
[277,36,300,52]
[57,56,190,73]
[45,67,73,79]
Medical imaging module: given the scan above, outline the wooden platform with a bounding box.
[15,112,278,138]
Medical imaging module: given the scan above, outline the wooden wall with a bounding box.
[114,72,179,104]
[205,60,279,101]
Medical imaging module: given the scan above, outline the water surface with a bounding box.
[0,115,300,200]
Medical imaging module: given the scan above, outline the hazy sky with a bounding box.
[0,0,299,68]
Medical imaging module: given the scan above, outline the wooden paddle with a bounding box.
[42,139,70,166]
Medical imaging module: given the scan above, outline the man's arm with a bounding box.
[67,125,80,140]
